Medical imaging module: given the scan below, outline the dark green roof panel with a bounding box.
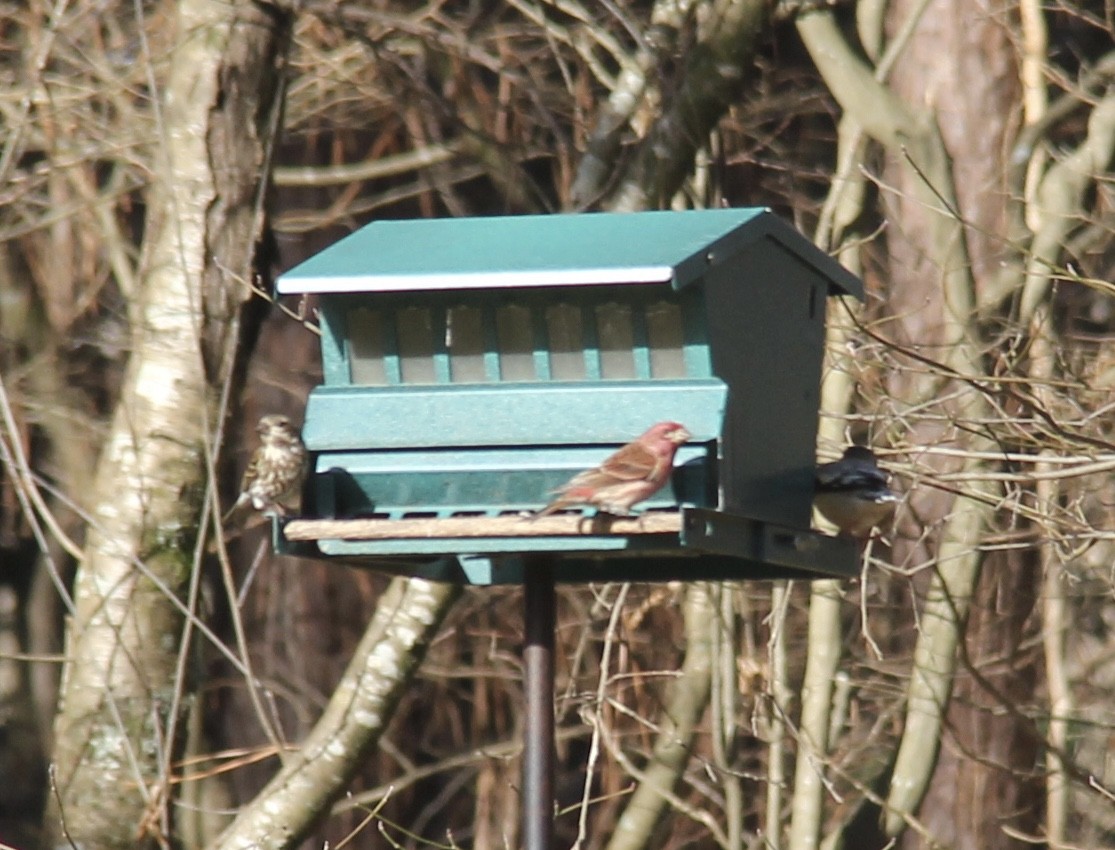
[276,208,863,298]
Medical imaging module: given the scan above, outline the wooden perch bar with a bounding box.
[283,511,684,541]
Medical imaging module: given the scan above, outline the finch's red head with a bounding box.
[642,421,692,446]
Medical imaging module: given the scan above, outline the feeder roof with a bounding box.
[276,208,863,298]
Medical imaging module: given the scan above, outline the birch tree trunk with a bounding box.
[46,1,291,846]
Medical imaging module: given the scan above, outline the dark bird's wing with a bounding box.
[816,466,888,492]
[815,456,889,494]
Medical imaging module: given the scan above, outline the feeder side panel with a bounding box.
[705,244,825,528]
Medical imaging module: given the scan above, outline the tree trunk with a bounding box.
[878,2,1043,847]
[46,1,291,846]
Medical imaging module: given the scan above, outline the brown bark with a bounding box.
[919,547,1041,850]
[880,2,1042,848]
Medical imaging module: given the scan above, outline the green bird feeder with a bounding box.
[271,208,867,850]
[274,208,864,583]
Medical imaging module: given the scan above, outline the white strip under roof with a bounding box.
[277,265,676,294]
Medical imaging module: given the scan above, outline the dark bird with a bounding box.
[533,421,692,518]
[813,445,899,538]
[223,414,307,524]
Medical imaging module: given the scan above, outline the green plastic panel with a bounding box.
[276,209,863,300]
[311,444,711,516]
[300,379,727,451]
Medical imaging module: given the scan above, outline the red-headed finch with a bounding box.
[813,445,898,538]
[223,414,307,524]
[533,421,692,518]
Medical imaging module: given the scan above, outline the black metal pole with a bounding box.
[523,558,555,850]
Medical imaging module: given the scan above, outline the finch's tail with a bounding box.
[221,494,251,527]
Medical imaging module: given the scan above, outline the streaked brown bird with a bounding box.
[813,445,898,538]
[223,414,307,524]
[533,421,692,518]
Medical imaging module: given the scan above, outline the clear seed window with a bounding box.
[346,291,700,386]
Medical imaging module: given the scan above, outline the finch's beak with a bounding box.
[669,427,692,444]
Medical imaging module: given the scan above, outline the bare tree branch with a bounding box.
[603,584,717,850]
[208,577,460,850]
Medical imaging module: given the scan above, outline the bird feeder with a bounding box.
[271,208,867,850]
[273,208,865,582]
